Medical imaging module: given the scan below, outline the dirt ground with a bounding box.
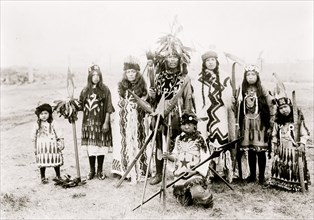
[1,77,314,219]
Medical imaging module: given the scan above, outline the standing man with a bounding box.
[147,30,195,185]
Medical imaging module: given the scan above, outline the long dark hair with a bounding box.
[80,69,108,101]
[240,71,270,129]
[200,59,220,107]
[118,71,147,98]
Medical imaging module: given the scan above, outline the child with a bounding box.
[78,64,115,180]
[163,111,213,208]
[31,103,64,184]
[238,65,275,184]
[268,96,311,191]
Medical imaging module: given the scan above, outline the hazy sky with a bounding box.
[1,1,313,69]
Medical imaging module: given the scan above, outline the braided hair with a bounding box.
[200,59,220,107]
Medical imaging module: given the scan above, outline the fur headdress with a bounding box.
[35,103,53,117]
[201,51,218,62]
[123,55,140,71]
[155,18,192,64]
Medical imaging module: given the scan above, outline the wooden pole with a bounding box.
[132,137,241,211]
[161,113,171,210]
[115,132,154,188]
[292,91,305,193]
[72,122,81,180]
[140,114,161,212]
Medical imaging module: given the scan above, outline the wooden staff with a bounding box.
[115,81,189,188]
[230,62,241,178]
[115,132,154,188]
[292,91,305,193]
[140,113,161,212]
[161,112,171,210]
[67,67,82,181]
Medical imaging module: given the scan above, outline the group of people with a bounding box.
[31,30,311,208]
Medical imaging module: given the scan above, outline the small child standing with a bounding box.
[269,96,311,191]
[163,111,213,208]
[31,103,64,184]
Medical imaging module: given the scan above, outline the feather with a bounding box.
[224,52,247,67]
[256,50,264,73]
[273,73,287,99]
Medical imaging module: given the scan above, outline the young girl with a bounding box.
[269,96,311,191]
[31,103,64,184]
[111,56,149,184]
[163,111,213,208]
[238,64,275,184]
[79,64,115,180]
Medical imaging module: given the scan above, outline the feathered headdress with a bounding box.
[88,64,101,74]
[244,64,260,74]
[155,17,192,64]
[272,72,291,107]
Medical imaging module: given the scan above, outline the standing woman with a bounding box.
[238,64,274,184]
[198,50,233,183]
[79,64,115,180]
[111,56,149,184]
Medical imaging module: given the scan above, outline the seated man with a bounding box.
[163,111,213,208]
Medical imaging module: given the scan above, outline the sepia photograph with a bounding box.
[1,1,313,219]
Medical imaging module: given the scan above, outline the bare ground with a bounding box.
[1,78,314,219]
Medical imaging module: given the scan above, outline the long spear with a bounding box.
[115,132,154,188]
[161,111,171,210]
[115,79,189,188]
[53,67,86,187]
[140,114,161,212]
[132,137,242,211]
[139,94,165,211]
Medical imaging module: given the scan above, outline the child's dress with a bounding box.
[172,131,209,177]
[240,86,272,151]
[31,121,63,168]
[170,130,213,207]
[269,113,311,191]
[79,86,114,155]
